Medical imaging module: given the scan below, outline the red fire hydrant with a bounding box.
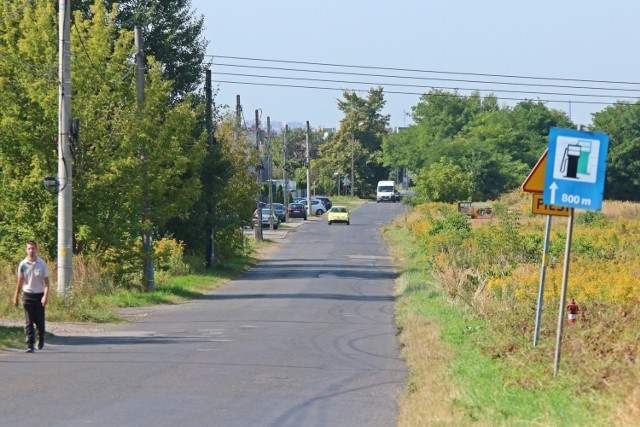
[566,298,579,324]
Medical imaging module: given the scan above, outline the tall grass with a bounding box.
[388,194,640,425]
[0,239,262,328]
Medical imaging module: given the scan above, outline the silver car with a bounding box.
[252,208,280,229]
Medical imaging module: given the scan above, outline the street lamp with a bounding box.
[333,171,339,196]
[351,122,364,198]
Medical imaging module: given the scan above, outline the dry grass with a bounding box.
[395,193,640,423]
[612,371,640,426]
[397,315,466,427]
[601,200,640,220]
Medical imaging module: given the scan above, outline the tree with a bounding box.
[71,4,206,262]
[163,111,260,259]
[0,0,62,258]
[0,1,208,273]
[592,102,640,201]
[322,87,390,197]
[413,159,471,203]
[74,0,208,100]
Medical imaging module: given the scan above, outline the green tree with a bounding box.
[71,3,206,261]
[322,87,390,197]
[0,0,61,258]
[0,1,207,270]
[591,101,640,201]
[413,159,471,203]
[74,0,208,100]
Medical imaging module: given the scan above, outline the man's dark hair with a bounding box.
[26,240,37,248]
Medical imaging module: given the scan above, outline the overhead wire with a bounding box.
[208,54,640,87]
[0,0,33,25]
[209,54,640,108]
[212,79,622,106]
[72,22,135,87]
[212,71,640,101]
[211,62,639,93]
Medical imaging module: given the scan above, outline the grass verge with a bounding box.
[0,250,263,350]
[384,223,617,426]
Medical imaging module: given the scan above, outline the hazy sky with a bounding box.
[191,0,640,130]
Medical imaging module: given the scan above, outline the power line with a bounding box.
[211,62,639,93]
[212,71,640,101]
[209,54,640,87]
[212,79,630,106]
[0,0,33,25]
[73,22,135,87]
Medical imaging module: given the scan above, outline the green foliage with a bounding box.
[385,90,574,201]
[276,184,283,204]
[413,158,471,203]
[0,1,255,278]
[74,0,208,100]
[591,102,640,201]
[575,210,610,228]
[321,87,390,197]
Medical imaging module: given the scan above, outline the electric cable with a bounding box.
[209,54,640,87]
[211,62,639,93]
[72,21,135,87]
[212,71,640,101]
[212,79,632,106]
[0,0,33,25]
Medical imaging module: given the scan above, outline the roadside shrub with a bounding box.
[576,210,610,228]
[153,236,190,275]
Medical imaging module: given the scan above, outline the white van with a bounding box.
[376,180,396,203]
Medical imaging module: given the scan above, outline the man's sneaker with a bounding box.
[25,346,34,353]
[37,340,44,351]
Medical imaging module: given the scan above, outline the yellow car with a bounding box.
[327,205,350,225]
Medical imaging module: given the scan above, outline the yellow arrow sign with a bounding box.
[522,149,547,193]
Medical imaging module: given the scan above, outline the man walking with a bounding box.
[13,240,50,353]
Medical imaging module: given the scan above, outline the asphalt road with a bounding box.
[0,201,408,427]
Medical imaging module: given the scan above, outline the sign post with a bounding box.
[521,149,566,348]
[543,128,609,210]
[543,127,609,376]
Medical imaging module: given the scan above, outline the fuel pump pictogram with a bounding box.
[560,144,581,178]
[559,140,593,179]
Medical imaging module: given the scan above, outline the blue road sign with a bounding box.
[543,128,609,210]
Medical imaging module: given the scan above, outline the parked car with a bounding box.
[268,203,286,222]
[298,199,327,215]
[327,205,350,225]
[252,208,279,229]
[288,203,307,220]
[312,196,332,210]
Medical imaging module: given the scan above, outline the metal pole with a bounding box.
[553,208,575,376]
[350,132,354,198]
[533,214,552,347]
[254,110,263,241]
[57,0,72,295]
[284,124,290,213]
[267,117,274,230]
[234,95,241,143]
[305,121,311,221]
